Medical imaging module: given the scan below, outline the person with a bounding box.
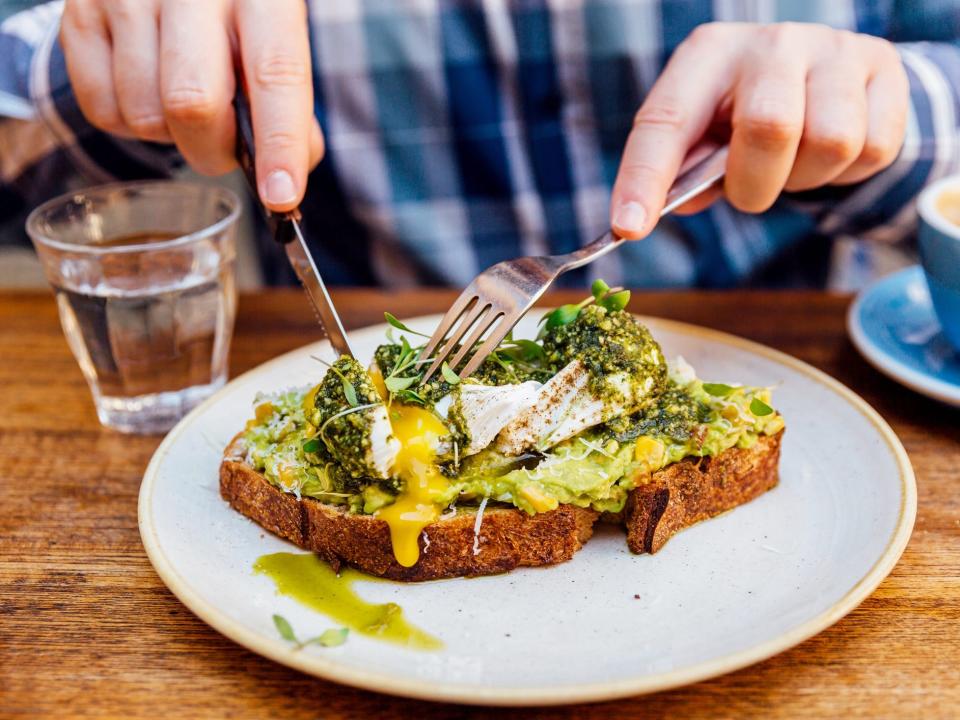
[1,1,958,289]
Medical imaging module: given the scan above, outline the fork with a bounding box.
[419,144,730,384]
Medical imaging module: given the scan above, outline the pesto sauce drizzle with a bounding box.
[254,552,442,650]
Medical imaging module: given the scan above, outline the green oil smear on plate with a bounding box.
[254,552,443,651]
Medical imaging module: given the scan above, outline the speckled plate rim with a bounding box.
[139,314,916,706]
[847,266,960,407]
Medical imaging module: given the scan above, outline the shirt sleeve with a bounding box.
[0,1,179,245]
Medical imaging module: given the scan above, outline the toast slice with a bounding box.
[220,430,783,581]
[618,431,783,553]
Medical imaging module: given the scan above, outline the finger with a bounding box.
[308,118,325,169]
[725,32,807,213]
[106,0,171,143]
[237,0,314,211]
[832,52,909,185]
[672,185,723,215]
[611,23,742,238]
[785,52,868,191]
[60,0,129,136]
[160,0,236,175]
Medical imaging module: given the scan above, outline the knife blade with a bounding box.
[278,213,355,358]
[232,87,354,358]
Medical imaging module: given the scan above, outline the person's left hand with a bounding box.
[610,22,909,238]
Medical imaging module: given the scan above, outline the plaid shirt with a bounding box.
[2,1,959,288]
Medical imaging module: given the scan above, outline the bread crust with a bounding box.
[621,431,783,553]
[220,430,783,580]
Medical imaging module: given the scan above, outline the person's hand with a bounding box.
[60,0,324,212]
[610,22,909,237]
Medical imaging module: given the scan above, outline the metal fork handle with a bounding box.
[554,144,729,274]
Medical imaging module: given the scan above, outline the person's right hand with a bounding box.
[60,0,324,212]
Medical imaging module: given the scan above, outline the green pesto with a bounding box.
[605,382,713,444]
[469,351,552,386]
[445,387,471,453]
[541,304,667,406]
[313,356,383,481]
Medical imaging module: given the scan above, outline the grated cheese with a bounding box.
[472,497,489,556]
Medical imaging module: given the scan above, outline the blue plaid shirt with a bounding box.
[2,1,959,288]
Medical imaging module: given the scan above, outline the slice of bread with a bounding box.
[220,430,783,581]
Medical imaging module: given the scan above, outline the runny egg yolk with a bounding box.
[368,365,450,567]
[377,405,450,567]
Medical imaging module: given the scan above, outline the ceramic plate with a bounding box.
[139,314,915,706]
[848,266,960,407]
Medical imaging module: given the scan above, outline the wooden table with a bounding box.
[2,289,958,719]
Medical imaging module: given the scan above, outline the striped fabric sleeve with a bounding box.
[790,41,960,245]
[0,1,178,205]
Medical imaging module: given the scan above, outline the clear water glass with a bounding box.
[27,181,241,434]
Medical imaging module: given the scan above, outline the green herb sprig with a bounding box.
[539,279,631,333]
[272,614,349,650]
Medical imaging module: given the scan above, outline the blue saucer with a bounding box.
[848,266,960,407]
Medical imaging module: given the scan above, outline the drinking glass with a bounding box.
[27,181,242,434]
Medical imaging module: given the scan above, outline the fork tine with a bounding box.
[457,311,520,379]
[420,293,477,361]
[421,302,491,384]
[445,309,504,372]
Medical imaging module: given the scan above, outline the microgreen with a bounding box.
[440,361,461,385]
[272,614,296,643]
[384,375,417,393]
[598,289,630,313]
[384,312,430,338]
[702,383,734,397]
[750,398,774,416]
[542,303,582,330]
[322,362,359,407]
[342,380,359,407]
[272,614,349,650]
[591,278,610,300]
[539,279,629,333]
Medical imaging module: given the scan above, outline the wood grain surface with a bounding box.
[1,289,958,719]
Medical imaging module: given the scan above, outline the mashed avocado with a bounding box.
[240,365,783,517]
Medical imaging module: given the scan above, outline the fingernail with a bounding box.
[263,170,297,206]
[613,201,647,235]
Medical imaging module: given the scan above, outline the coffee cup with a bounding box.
[918,175,960,351]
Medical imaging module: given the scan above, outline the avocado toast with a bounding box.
[221,284,784,581]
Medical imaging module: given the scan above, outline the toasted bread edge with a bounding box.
[220,430,783,581]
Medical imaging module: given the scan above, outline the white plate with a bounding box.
[139,314,916,706]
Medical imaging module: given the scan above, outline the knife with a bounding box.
[233,89,355,358]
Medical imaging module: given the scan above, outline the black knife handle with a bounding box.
[232,87,297,244]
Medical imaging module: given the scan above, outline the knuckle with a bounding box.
[125,113,167,137]
[252,52,310,88]
[162,86,220,125]
[760,22,799,46]
[829,28,859,53]
[62,0,99,32]
[805,129,862,164]
[736,111,802,151]
[859,139,899,169]
[685,22,725,47]
[259,127,301,153]
[633,102,687,133]
[617,159,667,192]
[106,0,140,21]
